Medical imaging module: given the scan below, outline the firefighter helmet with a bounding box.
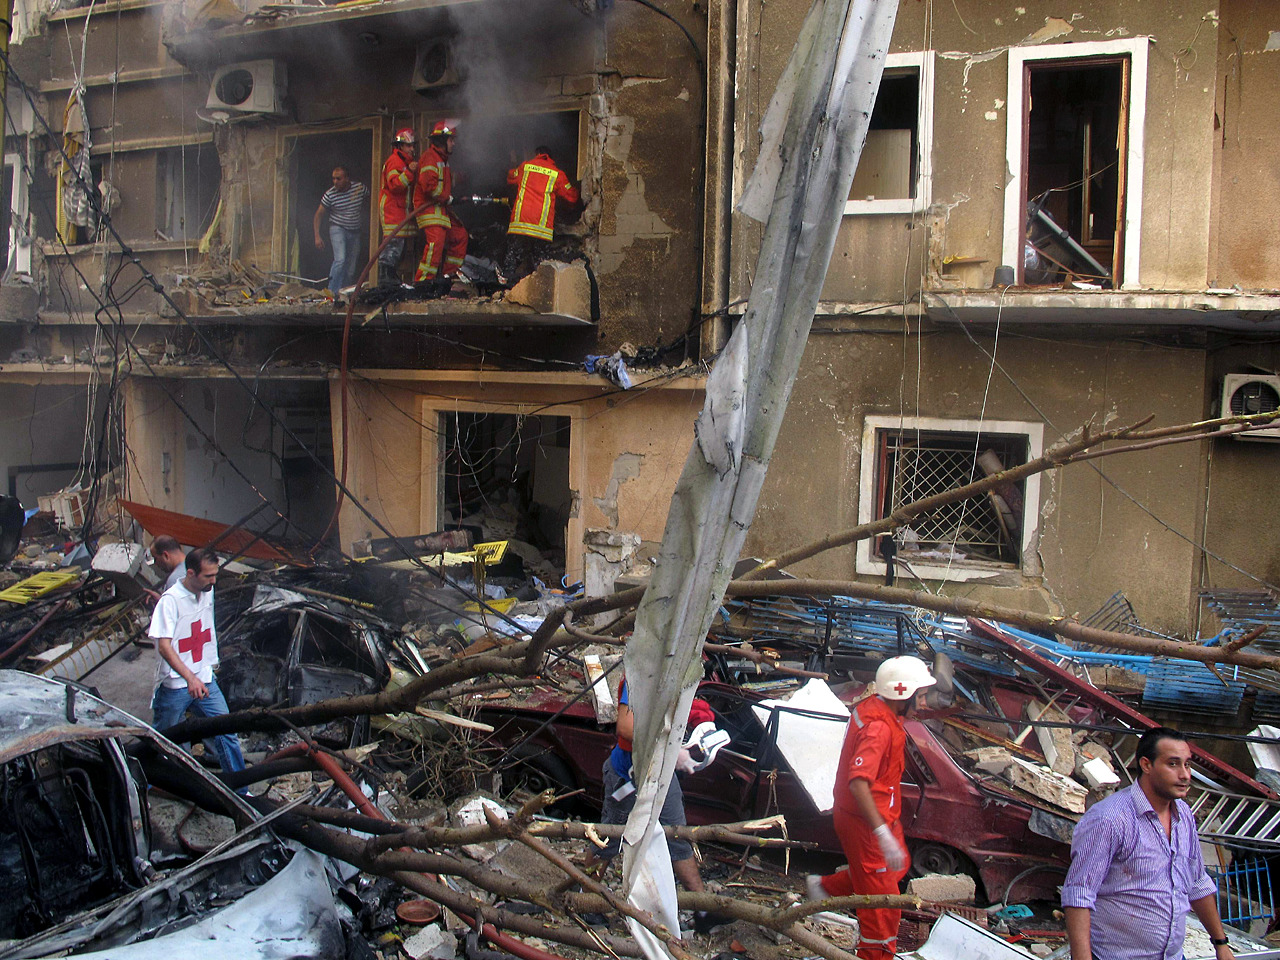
[875,656,936,701]
[429,119,460,139]
[394,128,416,147]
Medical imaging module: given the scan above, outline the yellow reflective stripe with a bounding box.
[508,221,553,241]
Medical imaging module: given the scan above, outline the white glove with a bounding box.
[873,823,907,872]
[676,747,696,775]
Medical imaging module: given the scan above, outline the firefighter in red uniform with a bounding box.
[503,146,580,284]
[808,656,935,959]
[377,128,418,286]
[413,119,468,296]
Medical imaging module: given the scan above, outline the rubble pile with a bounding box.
[4,502,1280,959]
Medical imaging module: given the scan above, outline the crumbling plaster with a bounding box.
[746,330,1210,635]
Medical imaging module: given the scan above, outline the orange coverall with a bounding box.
[507,153,579,241]
[818,695,911,959]
[378,148,416,238]
[413,144,467,281]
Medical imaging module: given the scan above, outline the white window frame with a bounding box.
[1002,38,1149,290]
[4,154,31,275]
[855,414,1044,582]
[843,50,934,216]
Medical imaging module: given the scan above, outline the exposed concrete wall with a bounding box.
[745,329,1210,635]
[334,373,702,581]
[1211,0,1280,290]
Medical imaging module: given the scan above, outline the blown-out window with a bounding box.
[856,415,1044,581]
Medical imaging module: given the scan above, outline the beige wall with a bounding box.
[1210,0,1280,289]
[333,372,703,581]
[746,329,1211,635]
[731,0,1227,300]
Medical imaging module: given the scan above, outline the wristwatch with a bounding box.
[1210,935,1230,947]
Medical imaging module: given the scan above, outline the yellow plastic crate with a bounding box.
[0,570,82,605]
[462,596,519,615]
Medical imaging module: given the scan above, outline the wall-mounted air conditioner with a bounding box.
[412,40,461,93]
[1221,373,1280,441]
[206,60,287,115]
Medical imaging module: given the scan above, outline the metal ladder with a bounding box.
[1187,784,1280,850]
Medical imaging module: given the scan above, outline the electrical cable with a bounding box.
[926,291,1280,594]
[0,51,540,637]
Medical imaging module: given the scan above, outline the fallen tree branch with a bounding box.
[725,579,1280,672]
[741,408,1280,580]
[351,809,811,858]
[488,802,696,960]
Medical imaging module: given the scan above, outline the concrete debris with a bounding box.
[402,924,458,960]
[1081,756,1122,791]
[1007,757,1089,814]
[1027,699,1076,775]
[905,872,977,903]
[964,746,1013,775]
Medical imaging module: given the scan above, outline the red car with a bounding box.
[476,680,1070,903]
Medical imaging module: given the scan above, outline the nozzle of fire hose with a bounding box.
[457,195,510,205]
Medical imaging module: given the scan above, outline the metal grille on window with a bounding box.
[880,431,1027,564]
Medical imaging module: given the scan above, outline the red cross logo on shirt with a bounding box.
[893,682,908,696]
[178,619,212,663]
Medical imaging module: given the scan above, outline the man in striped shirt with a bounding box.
[313,166,369,298]
[1062,727,1234,960]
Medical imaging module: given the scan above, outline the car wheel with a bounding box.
[909,842,962,876]
[906,842,986,901]
[505,745,579,812]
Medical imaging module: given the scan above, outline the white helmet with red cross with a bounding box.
[876,655,936,700]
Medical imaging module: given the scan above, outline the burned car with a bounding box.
[0,670,356,958]
[476,680,1071,903]
[217,586,427,743]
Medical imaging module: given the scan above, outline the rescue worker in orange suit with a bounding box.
[413,119,468,297]
[377,128,418,286]
[807,656,935,959]
[503,145,580,284]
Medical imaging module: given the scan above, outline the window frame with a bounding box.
[1002,38,1149,291]
[843,50,935,217]
[855,414,1045,581]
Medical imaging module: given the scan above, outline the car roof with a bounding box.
[0,670,150,764]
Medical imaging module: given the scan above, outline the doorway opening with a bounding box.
[437,411,571,578]
[446,110,583,263]
[285,128,374,285]
[1022,58,1127,287]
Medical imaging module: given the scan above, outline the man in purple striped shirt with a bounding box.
[1062,728,1234,960]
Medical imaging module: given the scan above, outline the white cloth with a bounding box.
[148,580,218,688]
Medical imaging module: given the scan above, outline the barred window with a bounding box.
[863,421,1036,571]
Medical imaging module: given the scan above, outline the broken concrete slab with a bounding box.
[964,746,1013,775]
[505,259,591,321]
[906,872,976,903]
[1081,756,1121,791]
[1027,699,1076,775]
[402,924,457,960]
[1007,757,1088,813]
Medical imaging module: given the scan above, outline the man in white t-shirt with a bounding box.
[147,547,245,777]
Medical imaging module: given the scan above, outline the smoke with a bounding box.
[446,0,602,193]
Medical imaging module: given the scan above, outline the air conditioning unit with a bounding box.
[412,39,461,93]
[206,60,286,115]
[1221,373,1280,441]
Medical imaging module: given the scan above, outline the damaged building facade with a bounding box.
[0,0,1277,637]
